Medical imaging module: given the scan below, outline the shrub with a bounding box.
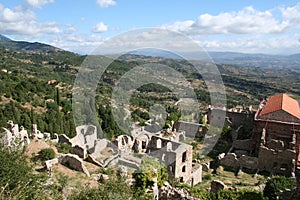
[38,148,55,161]
[0,144,61,199]
[263,176,296,200]
[240,191,265,200]
[133,157,168,192]
[69,178,144,200]
[56,143,72,154]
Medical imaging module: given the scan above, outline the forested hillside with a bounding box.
[0,47,299,139]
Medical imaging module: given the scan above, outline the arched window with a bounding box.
[182,165,186,172]
[157,139,162,148]
[182,151,187,162]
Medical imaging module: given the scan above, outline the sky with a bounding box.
[0,0,300,55]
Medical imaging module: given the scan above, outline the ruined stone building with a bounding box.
[253,94,300,175]
[218,94,300,177]
[1,120,30,147]
[114,128,202,186]
[148,135,202,186]
[206,105,255,139]
[174,120,207,138]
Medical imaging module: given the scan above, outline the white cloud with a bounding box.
[197,34,300,54]
[0,5,35,22]
[49,33,104,54]
[26,0,55,8]
[163,5,300,35]
[0,4,69,37]
[92,22,108,33]
[96,0,116,8]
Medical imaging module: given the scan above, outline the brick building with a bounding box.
[253,94,300,175]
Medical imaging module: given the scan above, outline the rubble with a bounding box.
[159,182,200,200]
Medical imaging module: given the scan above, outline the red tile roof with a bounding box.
[260,94,300,119]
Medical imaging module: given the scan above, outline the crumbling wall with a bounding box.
[174,145,193,184]
[232,139,255,152]
[191,165,202,186]
[173,121,204,138]
[147,135,195,185]
[258,145,296,176]
[227,112,254,133]
[219,153,258,170]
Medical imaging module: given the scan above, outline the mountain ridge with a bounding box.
[0,34,63,54]
[0,34,12,42]
[1,34,299,69]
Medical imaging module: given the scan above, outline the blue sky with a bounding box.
[0,0,300,54]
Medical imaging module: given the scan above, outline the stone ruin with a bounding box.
[44,154,90,177]
[1,120,53,148]
[1,120,203,187]
[218,129,297,177]
[159,181,200,200]
[56,125,118,168]
[31,124,51,140]
[113,128,203,186]
[1,120,30,148]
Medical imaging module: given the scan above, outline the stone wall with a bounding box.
[258,146,296,176]
[148,135,195,185]
[232,139,255,152]
[253,121,300,167]
[173,121,205,138]
[219,153,258,170]
[207,108,254,133]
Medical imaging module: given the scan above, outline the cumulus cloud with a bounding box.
[92,22,108,33]
[163,5,300,35]
[0,4,67,37]
[96,0,116,8]
[50,33,104,54]
[26,0,55,8]
[196,34,300,54]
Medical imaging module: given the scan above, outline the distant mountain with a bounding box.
[0,34,12,42]
[288,53,300,61]
[0,34,63,54]
[209,51,300,70]
[129,49,300,70]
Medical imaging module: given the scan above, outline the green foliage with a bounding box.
[97,105,126,139]
[56,143,72,154]
[190,188,265,200]
[240,191,265,200]
[221,125,232,141]
[131,109,150,123]
[133,157,168,192]
[57,174,68,192]
[164,106,181,128]
[137,83,171,93]
[38,148,55,161]
[0,145,62,199]
[69,178,143,200]
[263,176,296,200]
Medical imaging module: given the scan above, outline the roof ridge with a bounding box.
[260,93,300,120]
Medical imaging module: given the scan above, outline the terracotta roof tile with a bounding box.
[260,94,300,119]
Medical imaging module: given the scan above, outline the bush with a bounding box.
[263,176,296,200]
[240,191,265,200]
[133,157,168,192]
[38,148,55,161]
[0,144,61,199]
[56,143,72,154]
[69,178,147,200]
